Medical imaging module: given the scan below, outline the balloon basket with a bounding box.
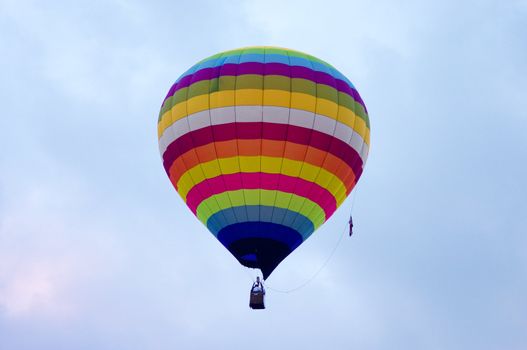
[249,292,265,310]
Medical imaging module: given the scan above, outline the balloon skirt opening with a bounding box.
[217,222,303,279]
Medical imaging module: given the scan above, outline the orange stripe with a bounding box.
[168,139,356,192]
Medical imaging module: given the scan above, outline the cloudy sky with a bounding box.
[1,0,526,349]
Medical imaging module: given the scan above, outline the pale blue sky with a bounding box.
[1,0,526,349]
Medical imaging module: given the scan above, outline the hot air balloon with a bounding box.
[157,47,370,289]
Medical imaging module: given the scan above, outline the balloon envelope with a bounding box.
[158,47,370,279]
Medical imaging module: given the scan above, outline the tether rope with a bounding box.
[245,186,360,293]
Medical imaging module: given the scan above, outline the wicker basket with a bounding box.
[249,293,265,309]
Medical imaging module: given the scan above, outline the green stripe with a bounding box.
[195,189,325,229]
[159,75,369,125]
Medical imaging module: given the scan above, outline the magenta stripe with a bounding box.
[186,173,337,218]
[163,62,366,111]
[162,122,364,181]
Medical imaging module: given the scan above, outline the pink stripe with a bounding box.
[186,173,337,218]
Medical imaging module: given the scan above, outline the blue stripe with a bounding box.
[238,53,265,64]
[264,53,290,64]
[206,205,314,239]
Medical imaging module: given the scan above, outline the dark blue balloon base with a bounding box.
[217,222,303,279]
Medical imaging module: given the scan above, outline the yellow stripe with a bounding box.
[176,156,347,205]
[157,89,370,145]
[196,189,325,229]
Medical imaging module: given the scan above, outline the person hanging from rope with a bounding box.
[349,215,354,237]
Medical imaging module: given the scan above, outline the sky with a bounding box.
[1,0,526,349]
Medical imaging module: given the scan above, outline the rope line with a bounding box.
[265,220,347,293]
[262,186,360,294]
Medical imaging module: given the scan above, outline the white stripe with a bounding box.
[289,109,314,129]
[350,134,363,159]
[361,142,370,163]
[210,107,235,125]
[334,121,353,144]
[235,105,262,122]
[313,114,336,136]
[173,115,190,138]
[158,106,369,164]
[188,110,210,131]
[263,106,289,124]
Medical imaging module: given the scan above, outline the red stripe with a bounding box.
[186,173,337,218]
[162,122,363,180]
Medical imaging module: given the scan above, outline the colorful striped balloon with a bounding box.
[158,47,370,279]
